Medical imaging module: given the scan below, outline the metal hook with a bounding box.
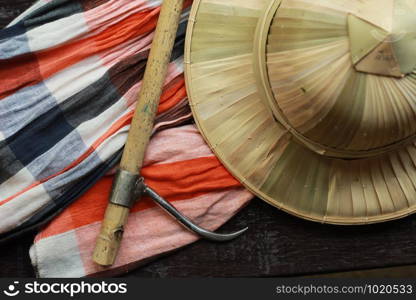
[144,185,248,241]
[109,170,248,242]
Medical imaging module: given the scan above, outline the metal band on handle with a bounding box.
[109,169,145,208]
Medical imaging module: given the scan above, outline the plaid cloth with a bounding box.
[31,125,252,277]
[0,0,252,277]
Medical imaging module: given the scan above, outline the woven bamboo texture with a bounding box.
[185,0,416,224]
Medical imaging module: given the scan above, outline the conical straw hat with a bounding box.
[184,0,416,224]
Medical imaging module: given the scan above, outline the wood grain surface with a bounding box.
[1,0,416,278]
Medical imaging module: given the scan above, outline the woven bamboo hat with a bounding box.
[184,0,416,224]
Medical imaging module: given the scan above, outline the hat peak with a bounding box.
[348,1,416,78]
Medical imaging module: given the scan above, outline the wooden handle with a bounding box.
[93,0,185,266]
[121,0,185,173]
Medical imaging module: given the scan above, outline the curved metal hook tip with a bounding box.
[144,185,248,242]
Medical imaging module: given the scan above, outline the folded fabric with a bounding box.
[0,0,189,239]
[31,125,252,277]
[0,0,253,277]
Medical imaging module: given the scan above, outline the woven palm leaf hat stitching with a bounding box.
[185,0,416,224]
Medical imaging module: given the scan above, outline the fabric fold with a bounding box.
[0,0,253,278]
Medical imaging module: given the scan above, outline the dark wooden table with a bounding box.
[2,0,416,278]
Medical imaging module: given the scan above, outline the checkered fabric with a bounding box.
[0,0,253,277]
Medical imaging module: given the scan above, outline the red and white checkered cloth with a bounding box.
[0,0,253,277]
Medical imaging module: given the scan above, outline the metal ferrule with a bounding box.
[109,169,145,208]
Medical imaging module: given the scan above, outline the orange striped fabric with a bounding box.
[31,125,252,277]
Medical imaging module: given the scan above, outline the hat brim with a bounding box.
[185,0,416,224]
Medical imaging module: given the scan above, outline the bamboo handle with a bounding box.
[93,0,185,266]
